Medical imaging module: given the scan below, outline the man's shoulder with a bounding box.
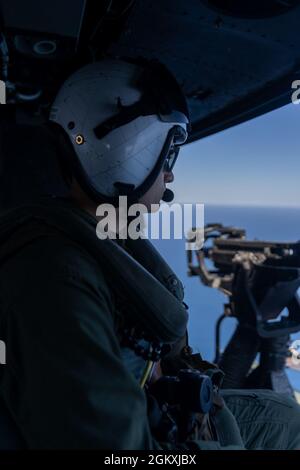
[28,227,101,275]
[0,216,109,291]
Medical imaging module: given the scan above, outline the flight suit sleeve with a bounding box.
[1,236,153,449]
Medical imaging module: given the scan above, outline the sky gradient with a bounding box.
[172,103,300,207]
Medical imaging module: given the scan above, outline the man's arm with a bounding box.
[1,235,153,449]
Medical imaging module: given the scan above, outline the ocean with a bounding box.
[151,205,300,391]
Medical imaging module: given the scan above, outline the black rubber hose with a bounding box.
[245,334,293,396]
[259,334,289,372]
[218,325,261,389]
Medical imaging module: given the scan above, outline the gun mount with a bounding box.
[186,224,300,393]
[187,223,300,338]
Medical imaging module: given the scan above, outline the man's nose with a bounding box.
[164,170,174,183]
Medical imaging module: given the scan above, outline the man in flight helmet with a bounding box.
[49,58,189,208]
[0,58,300,451]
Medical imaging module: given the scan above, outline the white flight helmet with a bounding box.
[49,58,190,204]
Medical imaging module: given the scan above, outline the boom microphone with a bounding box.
[162,188,174,202]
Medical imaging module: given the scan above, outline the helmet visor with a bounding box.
[144,61,190,128]
[94,60,190,140]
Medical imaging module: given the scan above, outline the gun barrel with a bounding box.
[214,238,298,255]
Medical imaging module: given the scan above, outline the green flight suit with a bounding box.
[0,196,299,449]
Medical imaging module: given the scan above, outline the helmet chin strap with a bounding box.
[162,188,174,203]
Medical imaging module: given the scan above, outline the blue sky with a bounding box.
[172,103,300,207]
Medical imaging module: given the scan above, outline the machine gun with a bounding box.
[186,224,300,392]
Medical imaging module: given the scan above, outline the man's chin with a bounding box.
[149,201,161,213]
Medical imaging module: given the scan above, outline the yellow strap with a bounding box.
[140,360,154,388]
